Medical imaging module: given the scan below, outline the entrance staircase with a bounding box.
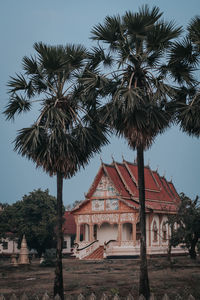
[84,246,104,260]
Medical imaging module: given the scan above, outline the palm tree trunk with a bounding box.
[54,172,64,300]
[189,236,198,259]
[167,223,173,262]
[137,145,150,300]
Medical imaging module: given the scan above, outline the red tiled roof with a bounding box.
[115,162,137,196]
[168,182,181,203]
[103,164,130,198]
[63,211,76,235]
[86,167,104,198]
[85,160,180,213]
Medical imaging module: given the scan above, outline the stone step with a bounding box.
[84,246,104,260]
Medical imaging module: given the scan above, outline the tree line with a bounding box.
[3,4,200,300]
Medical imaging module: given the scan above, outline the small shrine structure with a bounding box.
[18,235,30,264]
[72,159,184,259]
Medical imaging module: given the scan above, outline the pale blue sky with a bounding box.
[0,0,200,206]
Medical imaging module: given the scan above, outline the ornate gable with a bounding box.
[92,175,119,198]
[91,174,120,212]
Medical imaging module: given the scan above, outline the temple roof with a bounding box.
[84,159,180,213]
[63,211,76,235]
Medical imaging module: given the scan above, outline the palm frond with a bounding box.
[4,95,31,120]
[176,92,200,137]
[64,44,88,69]
[138,5,163,24]
[8,74,29,93]
[22,55,38,75]
[168,61,196,85]
[88,46,113,69]
[146,20,182,52]
[187,16,200,51]
[168,38,199,66]
[91,15,122,48]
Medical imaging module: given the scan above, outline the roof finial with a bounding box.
[170,176,173,182]
[163,170,166,177]
[156,165,159,172]
[122,154,125,162]
[100,156,103,164]
[111,154,115,163]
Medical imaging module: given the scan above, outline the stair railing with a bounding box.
[73,240,99,259]
[104,240,118,258]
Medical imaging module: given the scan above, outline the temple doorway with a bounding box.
[97,222,118,245]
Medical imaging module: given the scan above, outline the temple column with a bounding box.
[89,224,94,242]
[132,222,136,245]
[118,223,122,245]
[75,224,80,243]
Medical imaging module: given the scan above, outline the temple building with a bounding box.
[72,159,184,259]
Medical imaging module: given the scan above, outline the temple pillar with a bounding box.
[118,223,122,245]
[76,224,80,243]
[132,222,136,245]
[89,224,94,242]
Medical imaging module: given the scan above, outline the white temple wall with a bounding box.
[0,238,19,255]
[63,234,71,253]
[97,223,118,245]
[122,223,132,240]
[84,224,90,241]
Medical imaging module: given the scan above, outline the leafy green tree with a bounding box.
[0,189,58,257]
[4,42,108,299]
[170,193,200,259]
[84,5,191,299]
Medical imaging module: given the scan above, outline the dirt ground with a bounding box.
[0,256,200,299]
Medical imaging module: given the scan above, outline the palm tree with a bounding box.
[85,5,187,299]
[172,17,200,136]
[4,42,108,299]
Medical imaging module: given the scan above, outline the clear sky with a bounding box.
[0,0,200,206]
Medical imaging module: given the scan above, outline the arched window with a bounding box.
[162,223,167,242]
[153,221,158,242]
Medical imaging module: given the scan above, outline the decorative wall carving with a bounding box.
[120,213,135,223]
[77,212,137,225]
[92,199,104,211]
[78,215,91,224]
[92,214,119,224]
[106,199,119,211]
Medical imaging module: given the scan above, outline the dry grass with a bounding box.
[0,256,200,299]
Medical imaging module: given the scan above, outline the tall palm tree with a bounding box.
[4,42,108,299]
[84,5,187,299]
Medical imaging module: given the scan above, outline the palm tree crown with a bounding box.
[4,42,108,177]
[88,5,185,150]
